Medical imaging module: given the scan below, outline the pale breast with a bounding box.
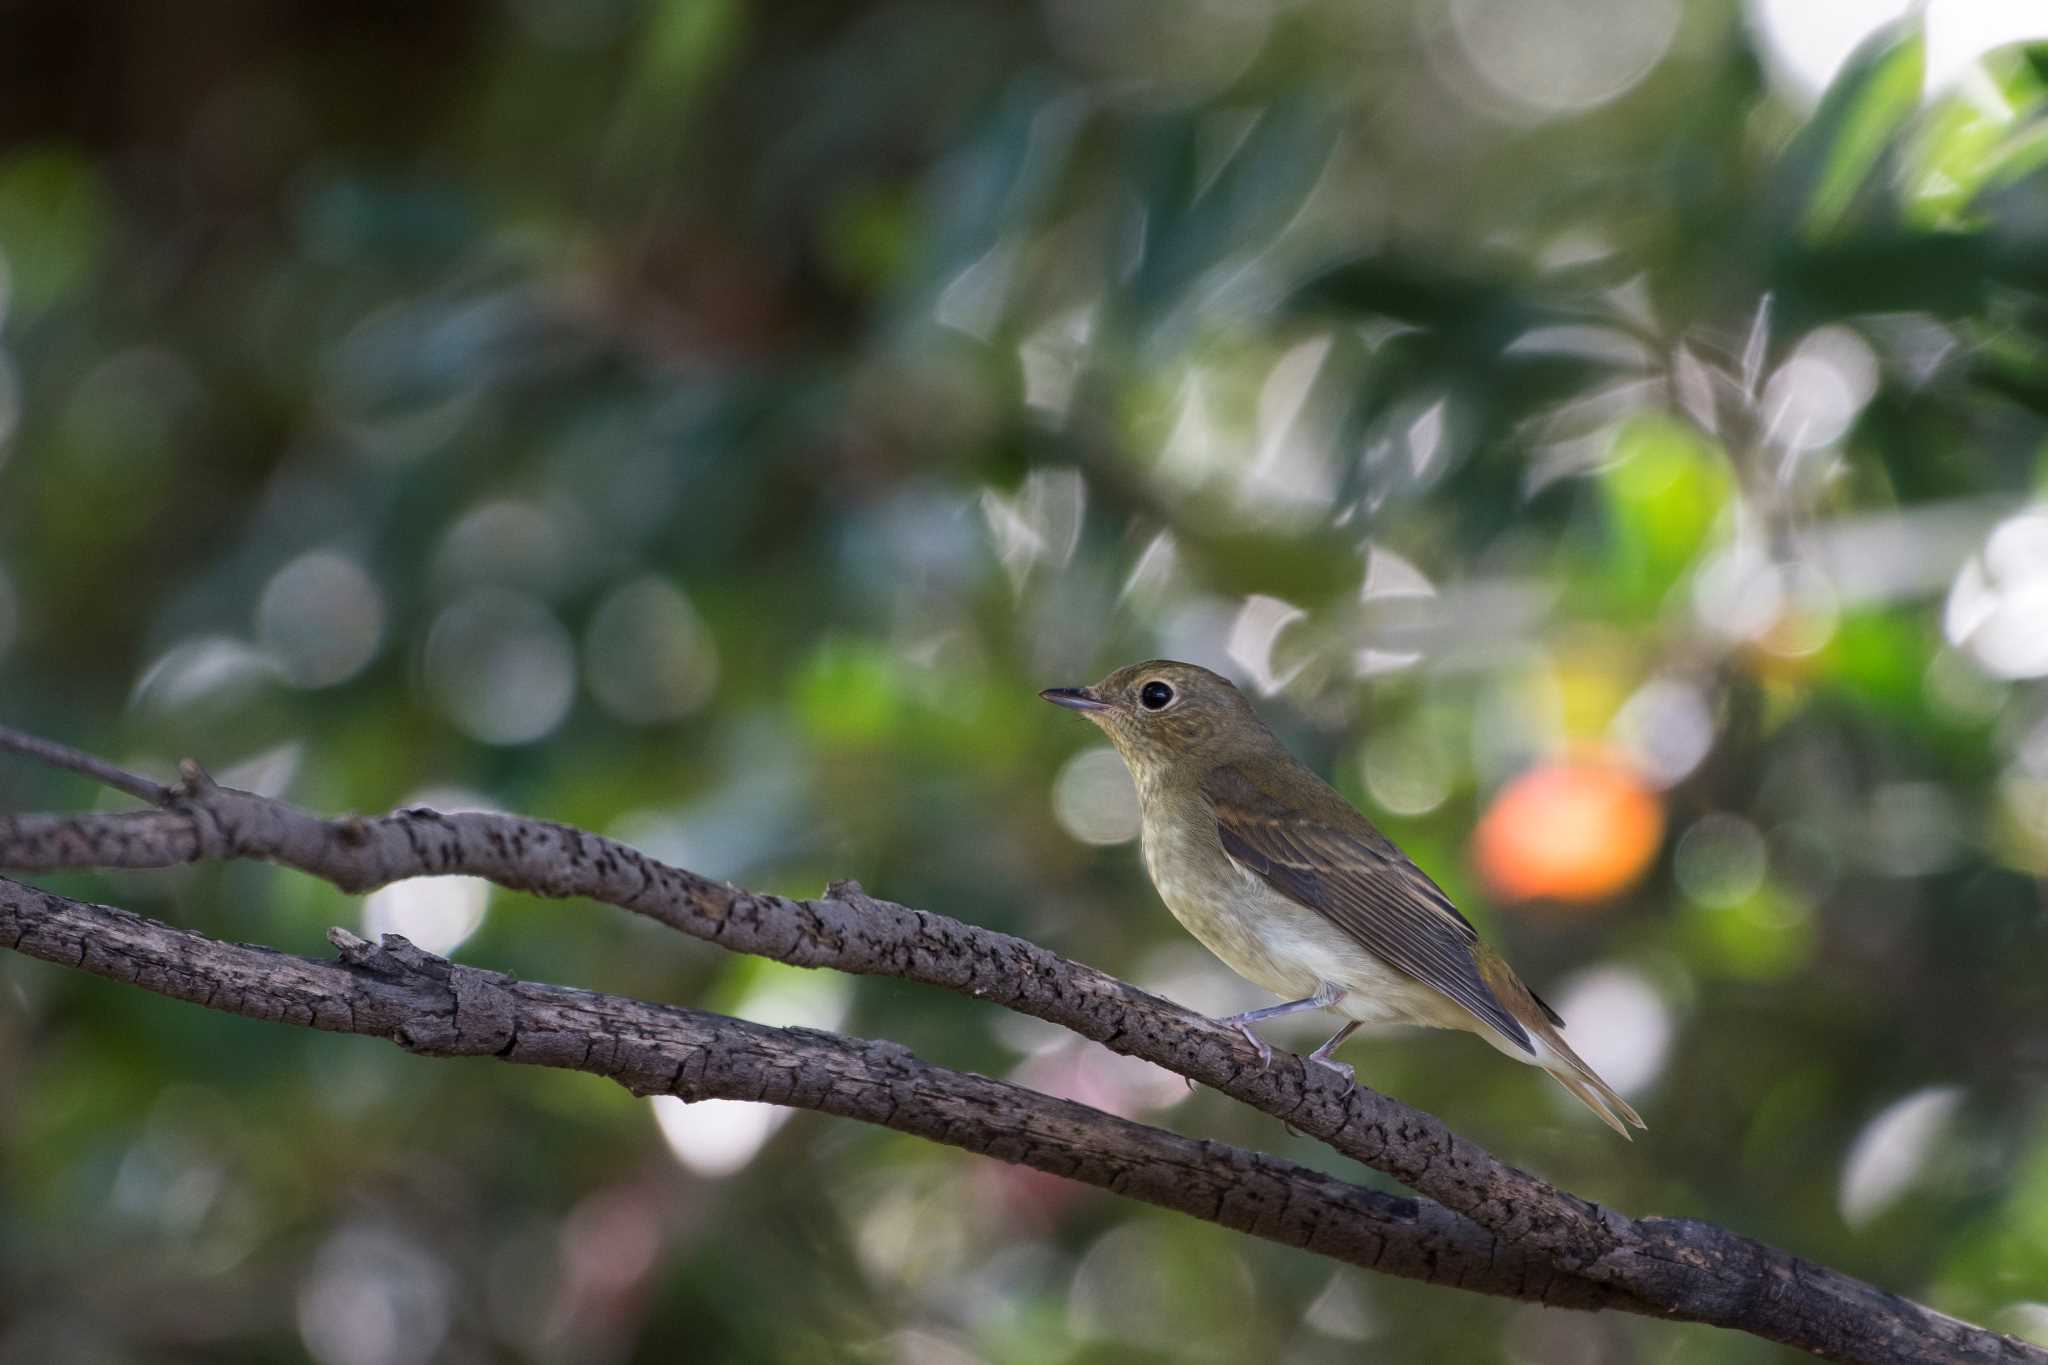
[1137,803,1473,1030]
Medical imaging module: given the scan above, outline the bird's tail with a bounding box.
[1476,948,1647,1140]
[1530,1024,1644,1139]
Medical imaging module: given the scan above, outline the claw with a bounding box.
[1309,1053,1355,1087]
[1234,1020,1274,1068]
[1306,1019,1361,1088]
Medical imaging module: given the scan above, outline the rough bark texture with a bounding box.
[0,739,2039,1364]
[0,877,1621,1313]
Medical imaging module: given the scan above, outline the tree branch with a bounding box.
[0,726,171,805]
[0,876,1623,1313]
[0,726,2039,1364]
[0,760,1632,1263]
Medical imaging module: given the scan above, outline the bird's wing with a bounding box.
[1201,762,1534,1053]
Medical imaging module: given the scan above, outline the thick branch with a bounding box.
[0,743,2038,1363]
[0,876,1622,1312]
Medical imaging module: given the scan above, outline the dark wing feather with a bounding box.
[1203,763,1533,1053]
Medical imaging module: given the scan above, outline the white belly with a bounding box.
[1139,811,1467,1031]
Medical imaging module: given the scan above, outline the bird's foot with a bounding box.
[1307,1052,1355,1087]
[1232,1020,1274,1069]
[1305,1019,1361,1089]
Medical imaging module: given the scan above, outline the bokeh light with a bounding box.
[1674,813,1768,909]
[583,575,720,724]
[361,875,490,958]
[1861,782,1963,877]
[256,550,385,688]
[1551,965,1673,1097]
[433,498,577,596]
[1445,0,1681,118]
[217,740,304,799]
[546,1183,664,1352]
[1305,1273,1380,1342]
[62,348,203,470]
[1946,508,2048,679]
[1362,726,1457,817]
[649,1098,786,1180]
[1244,335,1340,519]
[424,589,577,745]
[1608,677,1715,788]
[1473,761,1665,904]
[1066,1220,1255,1354]
[980,467,1087,595]
[297,1224,453,1365]
[1749,0,2048,105]
[1010,1039,1191,1120]
[2000,1304,2048,1349]
[1839,1086,1965,1228]
[1051,746,1142,846]
[1226,594,1310,695]
[650,963,852,1178]
[130,637,279,714]
[1747,0,1909,105]
[1694,542,1790,645]
[1761,325,1879,454]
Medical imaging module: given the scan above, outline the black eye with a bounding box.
[1139,681,1174,711]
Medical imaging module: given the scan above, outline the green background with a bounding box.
[4,3,2048,1362]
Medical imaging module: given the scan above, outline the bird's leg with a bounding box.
[1216,983,1345,1069]
[1306,1020,1362,1085]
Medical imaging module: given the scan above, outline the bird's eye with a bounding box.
[1139,681,1175,711]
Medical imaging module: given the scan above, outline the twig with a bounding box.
[0,725,171,806]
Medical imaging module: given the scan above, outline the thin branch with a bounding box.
[1,737,2040,1363]
[0,725,171,805]
[0,876,1627,1314]
[0,777,1625,1267]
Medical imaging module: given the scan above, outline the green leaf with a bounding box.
[794,638,905,746]
[1819,610,1930,713]
[1598,415,1735,611]
[1801,28,1925,239]
[1680,884,1816,980]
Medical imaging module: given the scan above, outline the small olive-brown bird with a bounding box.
[1043,659,1644,1137]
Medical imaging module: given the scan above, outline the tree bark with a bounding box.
[0,877,1625,1312]
[0,731,2038,1364]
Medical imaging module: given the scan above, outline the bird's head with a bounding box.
[1040,659,1277,780]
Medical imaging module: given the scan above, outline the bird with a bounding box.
[1041,659,1645,1137]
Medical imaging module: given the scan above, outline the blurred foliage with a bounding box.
[4,3,2048,1363]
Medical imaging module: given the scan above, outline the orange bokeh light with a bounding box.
[1473,760,1664,905]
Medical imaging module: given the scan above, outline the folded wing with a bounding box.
[1203,762,1535,1053]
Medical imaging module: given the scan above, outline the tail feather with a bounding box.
[1535,1030,1645,1139]
[1474,947,1647,1139]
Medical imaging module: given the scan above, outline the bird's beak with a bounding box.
[1040,686,1111,713]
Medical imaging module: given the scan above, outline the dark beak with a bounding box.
[1040,686,1111,713]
